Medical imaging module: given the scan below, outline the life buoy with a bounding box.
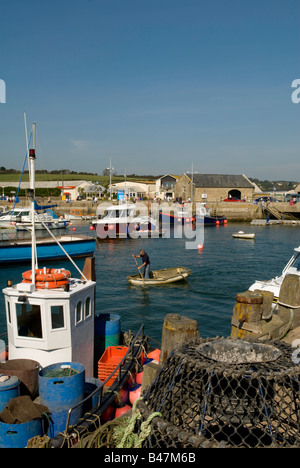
[22,268,71,289]
[33,279,70,289]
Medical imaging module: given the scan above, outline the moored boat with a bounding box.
[249,245,300,307]
[232,231,255,239]
[159,203,194,226]
[195,203,227,226]
[0,207,69,231]
[127,266,191,286]
[92,203,162,238]
[0,233,96,264]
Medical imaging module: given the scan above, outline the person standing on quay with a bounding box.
[132,249,150,279]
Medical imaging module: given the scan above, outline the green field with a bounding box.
[0,173,156,185]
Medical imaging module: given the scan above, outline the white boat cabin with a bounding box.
[3,276,96,377]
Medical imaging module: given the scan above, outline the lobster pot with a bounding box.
[94,314,121,362]
[0,375,20,413]
[0,418,42,448]
[38,362,85,436]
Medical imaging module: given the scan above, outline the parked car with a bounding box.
[254,196,281,203]
[223,197,244,202]
[76,195,85,201]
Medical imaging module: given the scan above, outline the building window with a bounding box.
[76,301,82,324]
[16,303,42,338]
[51,305,64,330]
[85,297,91,319]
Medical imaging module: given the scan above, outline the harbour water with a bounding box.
[0,222,299,344]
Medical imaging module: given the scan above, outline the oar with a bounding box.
[133,255,145,284]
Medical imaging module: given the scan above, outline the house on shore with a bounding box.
[109,181,156,200]
[174,173,255,203]
[155,174,180,200]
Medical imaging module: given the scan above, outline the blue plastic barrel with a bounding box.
[94,314,121,360]
[0,418,43,448]
[38,362,85,437]
[0,375,20,412]
[84,377,102,411]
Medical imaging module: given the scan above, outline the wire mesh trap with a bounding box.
[141,337,300,448]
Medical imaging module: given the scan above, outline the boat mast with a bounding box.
[28,122,37,288]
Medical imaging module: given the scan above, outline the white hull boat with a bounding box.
[92,203,162,238]
[249,246,300,307]
[232,231,255,239]
[0,208,69,231]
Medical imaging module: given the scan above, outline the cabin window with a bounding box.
[6,301,11,324]
[75,301,82,324]
[16,303,42,339]
[51,305,64,330]
[85,297,91,319]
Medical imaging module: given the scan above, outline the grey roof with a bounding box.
[192,174,254,189]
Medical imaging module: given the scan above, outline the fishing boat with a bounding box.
[0,121,150,448]
[64,209,96,221]
[0,233,96,264]
[195,203,227,226]
[159,203,194,226]
[232,231,255,239]
[249,245,300,307]
[92,203,162,238]
[160,203,227,226]
[127,266,191,286]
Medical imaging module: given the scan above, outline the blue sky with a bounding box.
[0,0,299,180]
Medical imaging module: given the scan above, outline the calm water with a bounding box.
[0,222,299,344]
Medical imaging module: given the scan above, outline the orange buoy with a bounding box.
[135,370,143,384]
[101,405,115,422]
[115,404,131,418]
[129,384,141,405]
[0,350,8,361]
[114,388,129,406]
[147,348,161,362]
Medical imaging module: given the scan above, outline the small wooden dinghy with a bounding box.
[232,231,255,239]
[127,266,191,285]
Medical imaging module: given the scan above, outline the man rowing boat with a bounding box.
[132,249,150,279]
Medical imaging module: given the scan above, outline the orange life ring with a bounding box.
[33,279,69,289]
[22,268,71,283]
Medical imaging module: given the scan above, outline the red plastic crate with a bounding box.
[98,346,129,387]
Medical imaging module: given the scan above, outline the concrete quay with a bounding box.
[1,199,300,223]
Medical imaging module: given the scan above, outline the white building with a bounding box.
[110,181,156,200]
